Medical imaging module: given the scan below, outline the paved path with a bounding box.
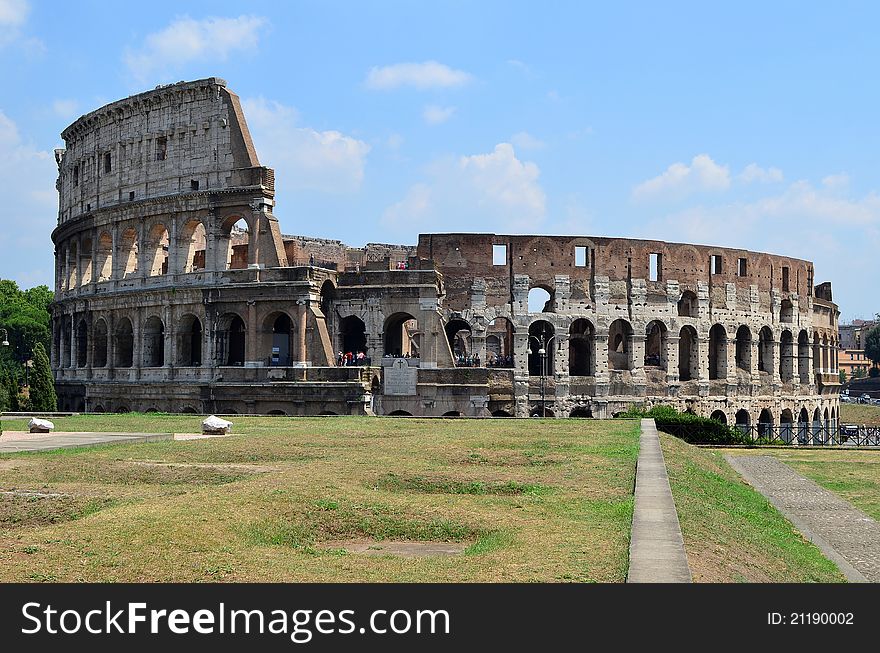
[0,432,171,453]
[627,419,692,583]
[725,454,880,583]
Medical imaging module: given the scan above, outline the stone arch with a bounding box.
[487,317,514,367]
[181,406,198,414]
[119,227,139,278]
[710,410,727,424]
[180,218,207,273]
[114,317,133,368]
[645,320,668,370]
[217,313,246,366]
[387,410,413,417]
[267,410,287,416]
[735,325,752,372]
[319,410,338,416]
[93,318,108,367]
[779,330,794,381]
[528,285,554,313]
[708,324,728,380]
[221,216,250,270]
[96,231,113,281]
[570,406,593,418]
[735,409,751,437]
[758,326,774,374]
[176,314,203,366]
[143,315,165,367]
[528,319,555,376]
[822,334,829,372]
[678,325,698,381]
[442,411,462,417]
[384,312,419,357]
[263,311,294,366]
[798,407,810,444]
[145,222,169,276]
[445,318,472,361]
[93,405,106,413]
[530,406,555,417]
[340,315,367,358]
[76,318,88,367]
[79,236,93,285]
[677,290,697,317]
[798,330,811,383]
[491,410,513,417]
[608,318,633,371]
[780,408,794,443]
[758,408,774,438]
[67,241,78,289]
[320,280,336,317]
[569,318,594,376]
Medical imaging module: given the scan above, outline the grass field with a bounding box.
[660,434,845,583]
[0,416,640,582]
[762,448,880,522]
[840,403,880,426]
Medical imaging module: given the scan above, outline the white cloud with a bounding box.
[822,173,850,190]
[0,109,59,288]
[0,0,27,27]
[51,99,79,120]
[386,133,404,150]
[422,105,456,125]
[511,131,545,150]
[124,15,267,82]
[364,61,473,90]
[242,97,370,194]
[739,163,783,184]
[0,0,42,53]
[383,143,545,231]
[633,154,731,200]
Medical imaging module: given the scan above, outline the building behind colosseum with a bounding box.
[50,78,841,434]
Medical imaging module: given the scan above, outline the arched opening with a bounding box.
[267,410,287,416]
[779,330,794,381]
[93,405,105,413]
[735,409,750,437]
[528,320,555,376]
[384,312,420,357]
[181,407,198,414]
[569,319,594,376]
[813,407,823,442]
[145,223,169,276]
[267,312,293,366]
[119,227,138,278]
[445,318,473,363]
[176,315,203,366]
[76,319,88,367]
[530,406,555,417]
[442,411,461,417]
[219,314,246,366]
[143,316,165,367]
[677,290,697,317]
[224,217,250,270]
[708,324,727,380]
[758,408,773,438]
[678,325,698,381]
[710,410,727,424]
[67,241,78,289]
[93,319,108,367]
[798,407,810,444]
[319,411,338,416]
[813,333,821,372]
[821,335,829,373]
[780,408,794,443]
[340,315,367,359]
[824,407,830,434]
[80,237,93,285]
[491,410,513,417]
[387,410,413,417]
[758,327,774,374]
[115,406,130,414]
[180,219,207,273]
[320,280,336,318]
[114,318,133,368]
[528,286,554,313]
[570,407,593,418]
[780,299,794,323]
[61,318,72,367]
[735,325,752,372]
[798,330,810,384]
[645,320,667,369]
[96,232,113,281]
[486,317,514,367]
[608,319,633,371]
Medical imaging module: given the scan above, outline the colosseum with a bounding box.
[50,78,841,436]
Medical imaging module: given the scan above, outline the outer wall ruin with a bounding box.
[51,78,841,432]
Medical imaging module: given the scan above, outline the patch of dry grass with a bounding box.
[840,403,880,426]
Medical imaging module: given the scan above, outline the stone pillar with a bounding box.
[137,219,147,279]
[630,333,646,383]
[555,332,570,378]
[163,304,173,370]
[594,333,609,396]
[133,307,143,379]
[725,333,737,384]
[297,301,308,365]
[771,339,781,384]
[245,300,259,365]
[111,228,119,280]
[70,314,78,371]
[167,214,179,276]
[666,334,680,384]
[107,312,116,379]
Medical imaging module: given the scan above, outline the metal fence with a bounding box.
[734,423,880,447]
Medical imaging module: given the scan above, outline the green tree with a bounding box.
[865,325,880,367]
[28,342,56,412]
[0,279,52,378]
[839,369,847,384]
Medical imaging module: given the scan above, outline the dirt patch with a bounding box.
[40,460,256,486]
[322,540,468,557]
[453,449,566,467]
[0,459,35,472]
[125,460,278,474]
[0,494,112,530]
[377,473,552,496]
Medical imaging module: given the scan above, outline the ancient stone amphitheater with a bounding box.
[51,78,841,434]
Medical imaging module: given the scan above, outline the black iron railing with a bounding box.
[731,424,880,447]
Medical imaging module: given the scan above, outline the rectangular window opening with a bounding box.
[710,254,723,275]
[128,191,135,201]
[73,165,79,187]
[737,258,747,277]
[191,179,200,191]
[574,246,587,267]
[156,136,167,161]
[782,266,790,292]
[492,244,507,266]
[104,152,112,174]
[649,252,661,281]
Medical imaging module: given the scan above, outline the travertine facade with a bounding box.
[51,79,841,433]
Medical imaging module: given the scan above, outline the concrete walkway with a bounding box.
[0,432,171,453]
[627,419,692,583]
[725,454,879,583]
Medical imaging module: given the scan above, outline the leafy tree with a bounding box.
[0,279,52,379]
[28,342,56,412]
[853,367,867,380]
[839,369,847,384]
[865,325,880,366]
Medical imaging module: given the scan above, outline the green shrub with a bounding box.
[616,404,749,445]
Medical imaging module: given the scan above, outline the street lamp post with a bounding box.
[0,328,9,347]
[528,330,556,417]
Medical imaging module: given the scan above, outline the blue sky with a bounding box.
[0,1,877,320]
